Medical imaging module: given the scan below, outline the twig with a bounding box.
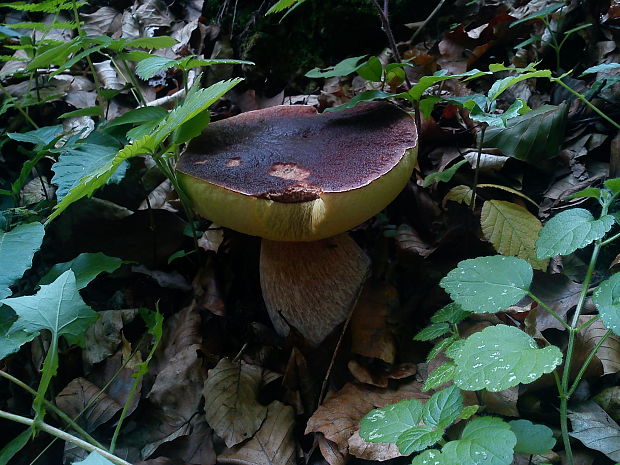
[409,0,446,44]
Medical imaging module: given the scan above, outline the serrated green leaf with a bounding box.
[415,322,451,341]
[605,178,620,194]
[424,362,456,391]
[536,208,615,258]
[125,36,177,49]
[567,187,601,200]
[427,334,458,362]
[592,274,620,336]
[509,419,556,454]
[453,325,563,391]
[8,125,63,146]
[266,0,306,14]
[180,57,254,71]
[0,222,45,299]
[440,256,533,313]
[359,398,424,443]
[397,426,444,454]
[581,63,620,76]
[431,303,471,324]
[423,160,468,188]
[0,0,84,12]
[135,55,177,80]
[1,270,98,340]
[481,200,548,270]
[442,185,473,207]
[305,55,367,78]
[104,106,168,128]
[459,405,479,420]
[39,253,123,290]
[445,339,466,359]
[26,40,80,70]
[442,417,516,465]
[423,385,463,428]
[411,449,443,465]
[482,104,568,164]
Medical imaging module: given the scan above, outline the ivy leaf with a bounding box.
[441,417,516,465]
[423,160,468,187]
[39,253,124,290]
[397,426,444,454]
[424,362,456,391]
[453,325,563,391]
[481,200,548,270]
[359,398,423,443]
[423,385,463,428]
[509,419,556,454]
[592,274,620,336]
[536,208,615,258]
[1,270,98,341]
[440,256,533,313]
[0,222,45,299]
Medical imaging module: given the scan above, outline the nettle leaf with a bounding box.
[423,160,468,187]
[431,303,471,324]
[397,426,444,454]
[40,253,124,290]
[1,270,98,341]
[305,55,367,78]
[509,419,556,455]
[482,103,568,164]
[481,200,548,270]
[424,362,456,391]
[414,322,450,341]
[440,256,533,313]
[423,384,463,428]
[453,325,563,391]
[359,398,423,443]
[592,274,620,336]
[536,208,615,258]
[0,222,45,299]
[441,417,516,465]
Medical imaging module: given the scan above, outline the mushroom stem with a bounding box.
[260,234,371,346]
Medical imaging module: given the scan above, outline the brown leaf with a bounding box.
[317,434,346,465]
[348,360,417,388]
[350,280,398,363]
[593,386,620,422]
[480,387,519,417]
[305,381,428,458]
[282,347,317,415]
[191,262,226,316]
[56,377,123,432]
[394,225,436,258]
[348,430,402,461]
[146,415,216,465]
[203,358,267,447]
[219,401,296,465]
[524,273,582,331]
[82,309,138,365]
[578,317,620,375]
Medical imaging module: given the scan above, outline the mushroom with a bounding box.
[176,102,418,346]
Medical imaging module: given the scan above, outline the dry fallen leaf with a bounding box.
[578,316,620,375]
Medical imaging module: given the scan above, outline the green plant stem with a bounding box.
[552,78,620,129]
[600,231,620,246]
[527,293,571,330]
[0,82,38,129]
[567,329,612,398]
[469,125,487,209]
[0,410,131,465]
[0,370,105,450]
[574,315,599,332]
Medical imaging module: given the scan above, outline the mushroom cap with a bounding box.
[176,102,418,241]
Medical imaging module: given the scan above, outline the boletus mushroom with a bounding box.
[176,102,418,346]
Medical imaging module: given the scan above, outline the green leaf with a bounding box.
[39,253,123,290]
[424,362,456,391]
[415,322,450,341]
[26,40,80,70]
[536,208,615,258]
[266,0,306,14]
[171,111,211,145]
[509,419,556,454]
[441,417,516,465]
[180,57,254,71]
[453,325,563,391]
[125,36,177,49]
[581,63,620,76]
[592,274,620,336]
[488,71,551,101]
[0,427,32,465]
[0,222,45,299]
[568,187,602,200]
[0,309,36,361]
[605,178,620,194]
[357,56,383,82]
[431,303,471,324]
[324,90,400,112]
[440,256,533,313]
[510,3,565,27]
[135,55,177,80]
[7,125,63,147]
[58,106,103,119]
[482,104,568,164]
[0,0,84,12]
[443,185,473,207]
[397,426,444,454]
[427,334,458,363]
[305,55,368,78]
[359,398,424,443]
[423,385,463,428]
[1,270,98,340]
[411,449,443,465]
[481,200,548,270]
[459,405,479,420]
[74,451,115,465]
[408,69,490,102]
[104,106,168,128]
[423,160,468,188]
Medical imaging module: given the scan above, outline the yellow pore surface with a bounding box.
[177,146,418,242]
